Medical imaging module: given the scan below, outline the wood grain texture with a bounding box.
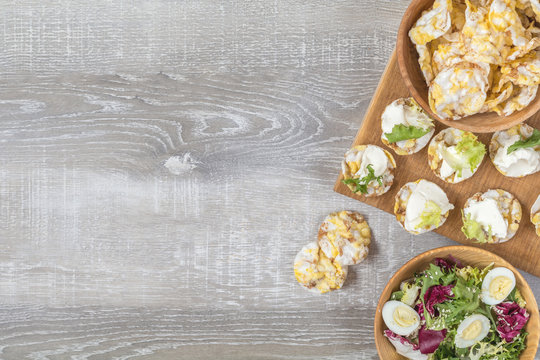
[0,0,539,359]
[334,52,540,277]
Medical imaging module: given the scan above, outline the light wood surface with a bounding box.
[374,246,540,360]
[1,0,540,359]
[397,0,540,133]
[334,52,540,277]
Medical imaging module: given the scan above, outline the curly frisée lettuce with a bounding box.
[385,124,431,143]
[416,201,443,229]
[455,133,486,172]
[455,263,494,285]
[461,211,493,243]
[508,288,527,308]
[441,133,486,177]
[382,256,530,359]
[467,332,527,360]
[402,282,421,307]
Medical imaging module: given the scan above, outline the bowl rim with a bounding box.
[396,0,540,133]
[373,245,540,360]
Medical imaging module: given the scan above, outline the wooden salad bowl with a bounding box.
[374,246,540,360]
[396,0,540,133]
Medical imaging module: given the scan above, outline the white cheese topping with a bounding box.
[438,145,474,179]
[404,180,454,231]
[381,99,432,135]
[439,160,455,178]
[355,145,388,178]
[464,198,508,238]
[493,132,540,177]
[382,101,407,134]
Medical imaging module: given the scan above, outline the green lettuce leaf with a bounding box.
[384,124,430,143]
[416,263,455,326]
[455,263,493,287]
[507,128,540,154]
[342,164,383,194]
[390,290,403,301]
[416,200,442,229]
[461,211,493,243]
[439,146,469,178]
[453,132,486,176]
[418,264,445,293]
[423,262,526,360]
[429,263,495,331]
[431,329,467,360]
[508,288,527,308]
[401,282,421,306]
[468,331,527,360]
[432,276,480,330]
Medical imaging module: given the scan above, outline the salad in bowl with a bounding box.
[375,247,539,360]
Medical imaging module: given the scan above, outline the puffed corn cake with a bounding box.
[394,179,454,235]
[294,242,348,294]
[342,145,396,197]
[380,98,435,155]
[428,128,486,184]
[532,194,540,237]
[461,189,522,244]
[489,123,540,177]
[318,210,371,266]
[409,0,540,120]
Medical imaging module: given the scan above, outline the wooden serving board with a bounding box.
[334,51,540,277]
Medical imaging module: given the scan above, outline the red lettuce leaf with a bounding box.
[384,330,428,359]
[384,329,420,350]
[424,285,454,317]
[434,255,463,272]
[493,302,529,342]
[415,302,425,322]
[418,327,447,354]
[447,254,463,268]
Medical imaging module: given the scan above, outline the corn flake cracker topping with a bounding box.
[294,242,348,294]
[318,211,371,266]
[410,0,540,120]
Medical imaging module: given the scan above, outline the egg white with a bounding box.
[382,300,421,337]
[455,314,491,348]
[481,267,516,305]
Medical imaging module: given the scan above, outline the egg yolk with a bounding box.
[489,276,513,300]
[393,306,417,328]
[462,320,482,340]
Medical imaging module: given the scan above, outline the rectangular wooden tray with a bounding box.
[334,51,540,277]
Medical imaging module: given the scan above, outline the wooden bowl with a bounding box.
[374,246,540,360]
[396,0,540,133]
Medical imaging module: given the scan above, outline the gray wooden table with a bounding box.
[0,1,538,359]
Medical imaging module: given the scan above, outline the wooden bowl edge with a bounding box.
[373,245,540,360]
[395,0,540,133]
